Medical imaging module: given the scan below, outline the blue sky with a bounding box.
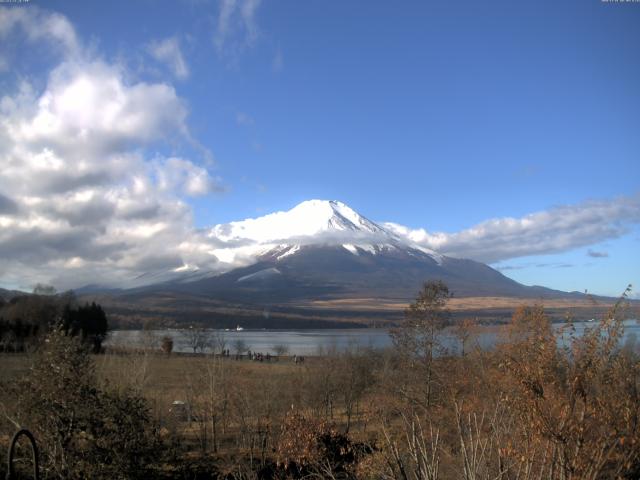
[0,0,638,296]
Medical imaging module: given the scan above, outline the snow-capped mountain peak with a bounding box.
[210,199,385,243]
[205,199,442,267]
[83,200,444,290]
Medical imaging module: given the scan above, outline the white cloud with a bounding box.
[147,36,190,79]
[240,0,261,42]
[154,157,223,196]
[0,7,79,56]
[0,7,223,290]
[384,195,640,264]
[214,0,262,56]
[1,60,191,195]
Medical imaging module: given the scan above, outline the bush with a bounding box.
[8,328,161,479]
[161,335,174,355]
[274,409,370,478]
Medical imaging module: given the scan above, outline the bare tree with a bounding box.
[184,326,211,354]
[382,412,441,480]
[391,280,451,409]
[337,346,375,433]
[140,320,158,352]
[233,338,249,359]
[453,317,477,357]
[211,329,227,355]
[204,353,231,452]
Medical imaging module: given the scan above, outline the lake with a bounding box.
[106,319,640,356]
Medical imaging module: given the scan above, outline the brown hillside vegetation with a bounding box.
[1,283,639,479]
[307,295,623,312]
[85,291,628,329]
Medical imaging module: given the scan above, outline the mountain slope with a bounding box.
[81,200,590,327]
[162,243,570,305]
[77,200,592,326]
[200,200,443,269]
[148,199,568,302]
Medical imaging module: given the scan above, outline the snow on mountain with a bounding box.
[210,200,383,242]
[128,263,215,288]
[205,199,442,266]
[81,199,573,301]
[87,200,442,290]
[79,200,583,302]
[237,267,282,283]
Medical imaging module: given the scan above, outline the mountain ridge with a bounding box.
[79,199,583,300]
[72,199,614,327]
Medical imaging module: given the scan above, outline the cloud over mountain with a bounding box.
[0,7,220,290]
[384,195,640,264]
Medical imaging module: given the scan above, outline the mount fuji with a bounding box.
[205,199,443,267]
[121,200,569,300]
[81,200,587,328]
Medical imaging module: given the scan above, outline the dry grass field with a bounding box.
[305,295,621,311]
[2,292,639,479]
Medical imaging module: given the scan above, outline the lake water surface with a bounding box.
[107,319,640,356]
